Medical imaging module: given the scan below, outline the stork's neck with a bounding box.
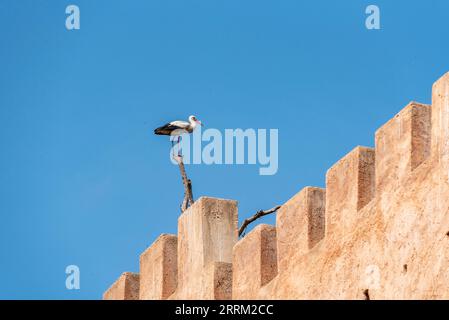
[190,119,198,130]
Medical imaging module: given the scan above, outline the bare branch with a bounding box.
[176,155,195,213]
[238,205,282,237]
[186,178,194,205]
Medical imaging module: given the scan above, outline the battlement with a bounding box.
[104,72,449,300]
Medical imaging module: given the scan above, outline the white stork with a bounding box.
[154,115,203,156]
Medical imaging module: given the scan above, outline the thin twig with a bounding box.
[238,205,282,237]
[176,155,194,213]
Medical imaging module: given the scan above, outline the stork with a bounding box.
[154,115,203,157]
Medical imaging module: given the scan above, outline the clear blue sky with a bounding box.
[0,0,448,299]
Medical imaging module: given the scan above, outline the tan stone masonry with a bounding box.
[104,72,449,300]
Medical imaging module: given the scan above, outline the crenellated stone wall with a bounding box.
[104,72,449,300]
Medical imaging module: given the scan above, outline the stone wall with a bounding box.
[104,72,449,300]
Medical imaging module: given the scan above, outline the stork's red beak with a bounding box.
[197,120,203,126]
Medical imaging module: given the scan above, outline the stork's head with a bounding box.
[189,115,203,127]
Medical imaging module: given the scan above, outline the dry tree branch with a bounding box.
[174,155,278,228]
[175,155,194,213]
[238,205,282,237]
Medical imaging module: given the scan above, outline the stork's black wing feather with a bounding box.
[154,123,182,135]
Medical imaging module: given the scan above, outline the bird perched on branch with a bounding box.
[154,115,203,156]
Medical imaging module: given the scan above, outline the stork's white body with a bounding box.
[154,115,203,136]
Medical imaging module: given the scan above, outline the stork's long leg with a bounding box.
[178,136,182,157]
